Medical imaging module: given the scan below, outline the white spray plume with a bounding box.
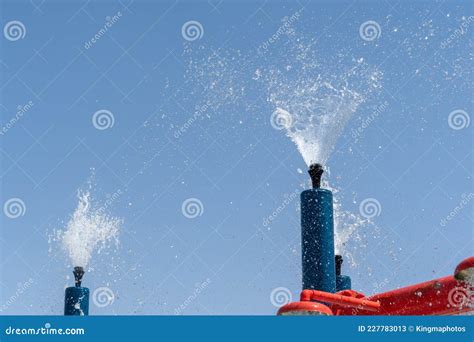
[55,189,121,268]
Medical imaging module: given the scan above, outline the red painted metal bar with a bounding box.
[334,275,473,315]
[300,290,380,312]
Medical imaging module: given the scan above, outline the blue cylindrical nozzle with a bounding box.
[336,275,352,291]
[64,286,89,315]
[301,164,336,292]
[64,267,89,316]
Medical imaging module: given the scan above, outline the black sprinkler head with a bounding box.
[73,266,85,287]
[308,163,324,189]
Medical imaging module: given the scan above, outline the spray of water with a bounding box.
[317,174,379,262]
[267,58,382,166]
[184,29,383,259]
[257,36,383,265]
[53,189,121,268]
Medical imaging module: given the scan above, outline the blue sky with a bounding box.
[0,0,472,315]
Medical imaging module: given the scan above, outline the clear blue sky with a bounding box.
[0,0,472,315]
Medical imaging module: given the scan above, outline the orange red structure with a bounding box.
[278,256,474,316]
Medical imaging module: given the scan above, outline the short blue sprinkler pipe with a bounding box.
[335,255,351,291]
[64,267,89,316]
[302,163,351,293]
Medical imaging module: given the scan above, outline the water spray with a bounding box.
[64,266,90,316]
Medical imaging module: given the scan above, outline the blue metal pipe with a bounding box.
[64,266,89,316]
[335,254,352,291]
[301,186,336,293]
[336,275,352,291]
[64,286,89,315]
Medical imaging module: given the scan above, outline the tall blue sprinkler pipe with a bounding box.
[301,164,351,293]
[64,267,89,316]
